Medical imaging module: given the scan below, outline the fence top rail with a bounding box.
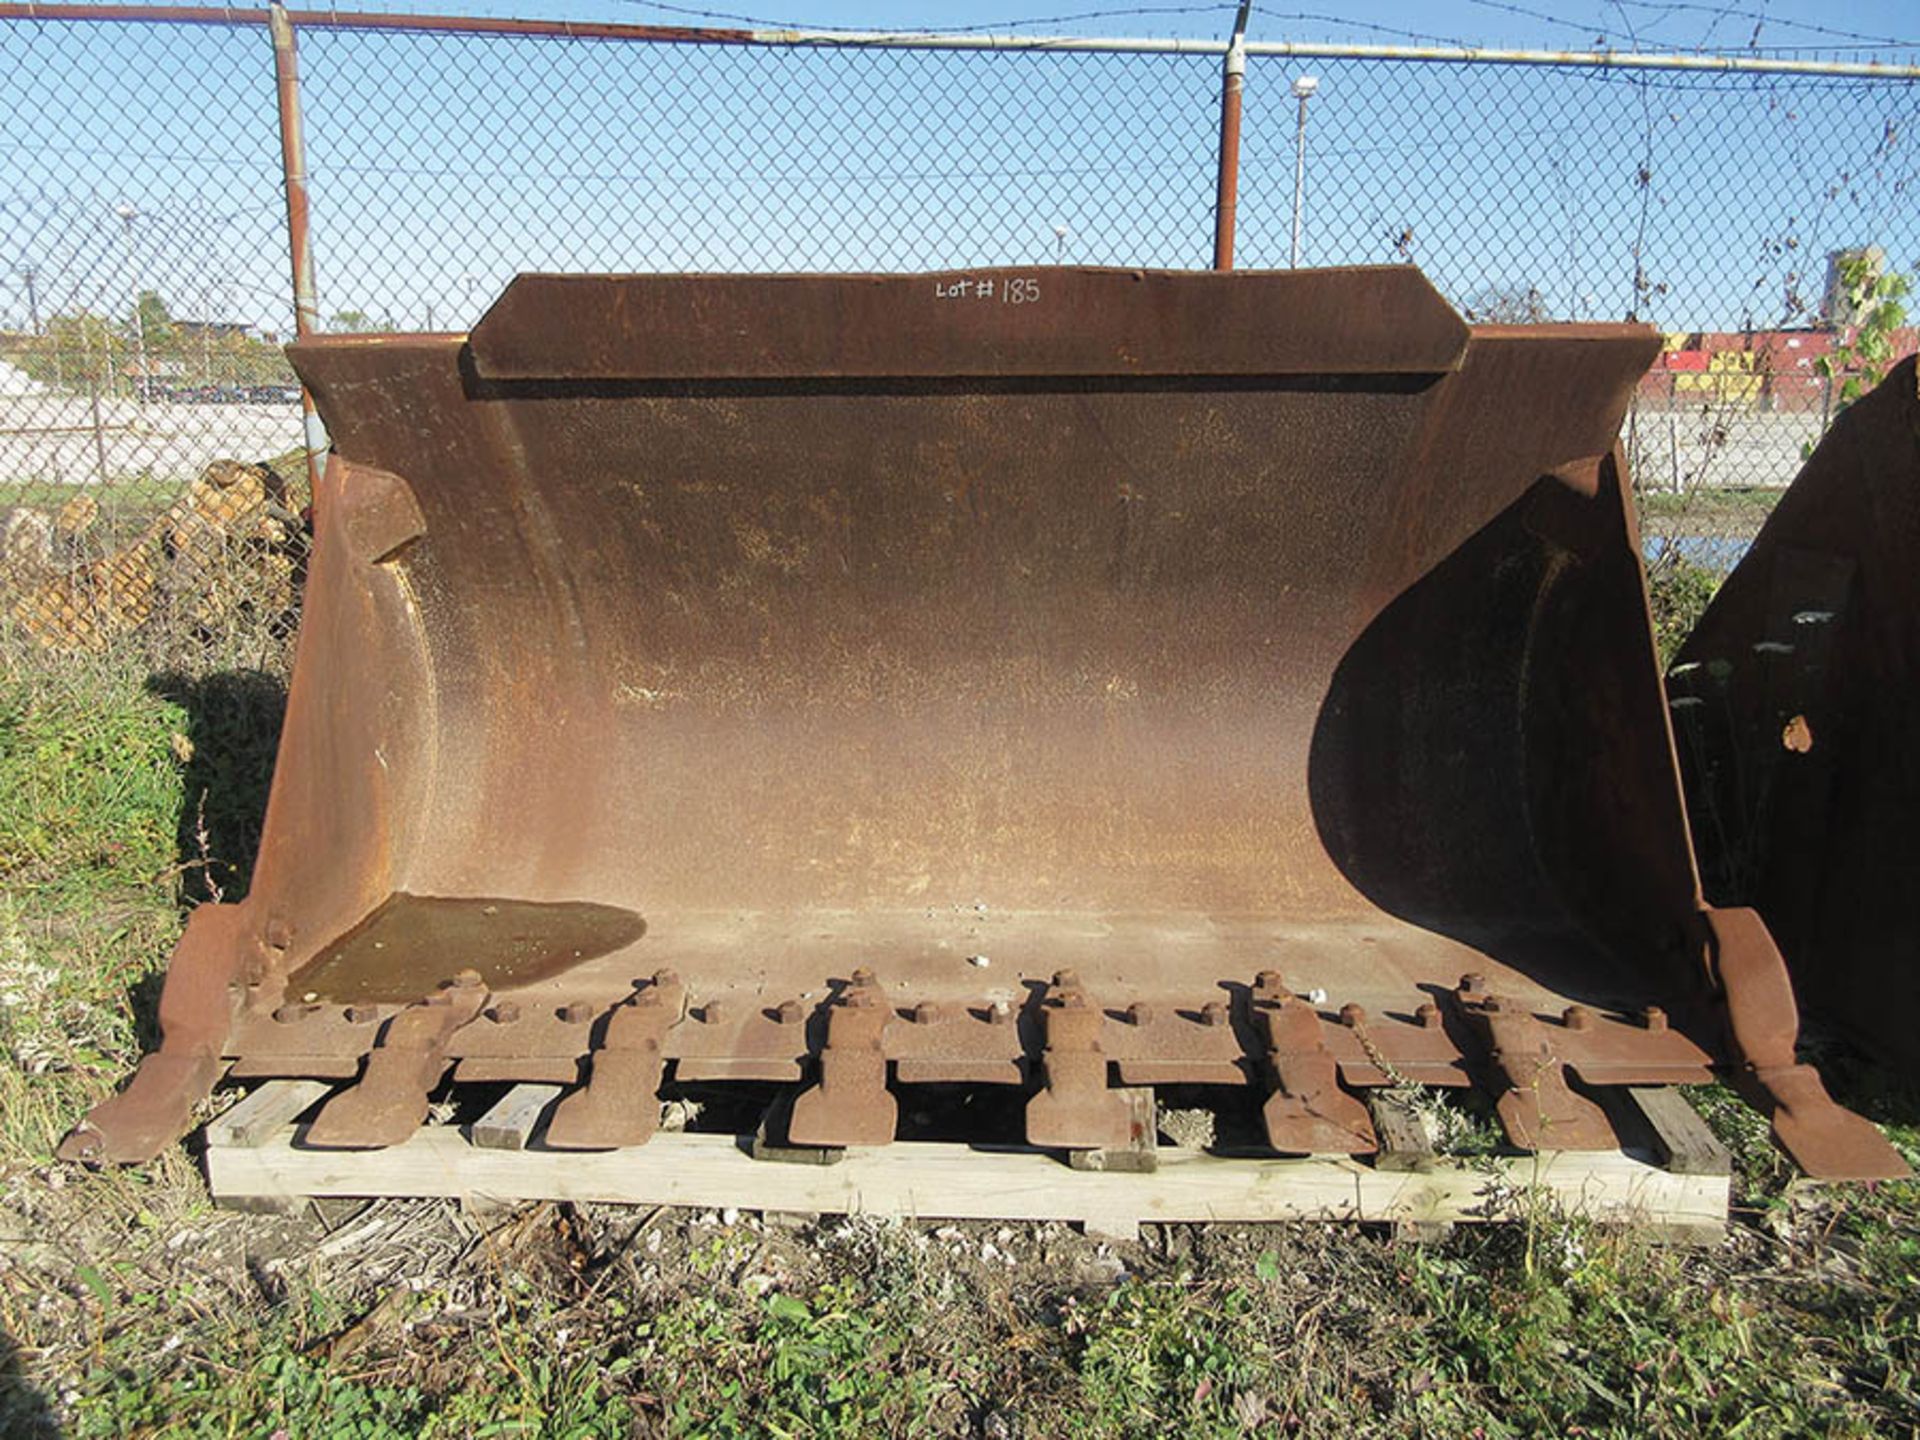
[4,2,1919,79]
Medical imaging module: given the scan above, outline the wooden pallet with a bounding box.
[203,1081,1732,1242]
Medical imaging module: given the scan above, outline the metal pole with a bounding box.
[1211,1,1250,271]
[116,203,147,404]
[88,373,111,484]
[1288,77,1317,268]
[270,1,325,492]
[19,265,39,335]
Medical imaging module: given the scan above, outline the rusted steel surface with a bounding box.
[467,267,1469,378]
[59,267,1906,1179]
[1673,356,1920,1085]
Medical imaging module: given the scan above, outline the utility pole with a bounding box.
[115,202,147,403]
[17,264,39,335]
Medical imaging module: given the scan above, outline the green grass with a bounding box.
[1,574,1917,1438]
[0,654,188,1160]
[0,476,183,516]
[1647,554,1722,666]
[1637,485,1785,520]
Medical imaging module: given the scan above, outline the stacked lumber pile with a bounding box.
[1,458,308,652]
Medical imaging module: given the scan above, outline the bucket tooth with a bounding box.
[1025,972,1131,1151]
[546,970,684,1150]
[59,903,258,1164]
[1708,908,1910,1180]
[1467,994,1617,1151]
[58,1052,227,1166]
[787,970,897,1148]
[306,972,489,1149]
[1252,973,1377,1156]
[1744,1064,1910,1182]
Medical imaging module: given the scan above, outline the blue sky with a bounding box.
[4,1,1918,339]
[264,1,1920,52]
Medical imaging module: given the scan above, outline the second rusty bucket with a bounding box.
[63,267,1905,1180]
[1672,355,1920,1083]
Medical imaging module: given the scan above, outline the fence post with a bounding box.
[269,2,325,493]
[1211,1,1250,270]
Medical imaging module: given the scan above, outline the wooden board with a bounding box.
[471,1084,563,1152]
[207,1123,1728,1238]
[1366,1092,1437,1173]
[207,1079,332,1149]
[1625,1086,1733,1176]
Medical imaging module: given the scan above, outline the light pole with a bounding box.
[1288,75,1319,269]
[1052,224,1068,264]
[115,202,148,403]
[16,264,39,335]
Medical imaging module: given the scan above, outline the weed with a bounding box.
[1647,554,1721,667]
[1074,1275,1260,1438]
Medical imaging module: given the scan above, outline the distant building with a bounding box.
[174,318,256,341]
[1638,323,1918,411]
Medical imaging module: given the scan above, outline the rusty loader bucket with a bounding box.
[62,268,1905,1180]
[1672,355,1920,1083]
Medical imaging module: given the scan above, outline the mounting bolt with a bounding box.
[1127,1001,1155,1026]
[1416,1001,1441,1029]
[1481,995,1506,1015]
[1052,968,1083,990]
[488,1001,521,1025]
[1201,1000,1228,1027]
[1642,1005,1668,1033]
[1254,969,1283,994]
[912,1001,946,1025]
[652,967,681,990]
[451,968,483,989]
[988,999,1013,1025]
[344,1005,379,1025]
[1339,1003,1367,1028]
[1458,973,1486,994]
[850,966,877,988]
[558,1001,593,1025]
[777,999,805,1025]
[271,1002,315,1024]
[1562,1004,1593,1032]
[702,999,729,1025]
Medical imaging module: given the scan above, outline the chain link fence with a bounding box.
[2,9,1917,655]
